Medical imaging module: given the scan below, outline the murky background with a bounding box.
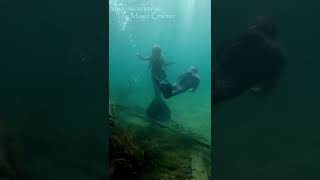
[213,0,320,179]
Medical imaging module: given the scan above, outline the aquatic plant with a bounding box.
[109,129,146,180]
[108,100,116,128]
[108,102,211,180]
[108,101,147,180]
[108,114,116,128]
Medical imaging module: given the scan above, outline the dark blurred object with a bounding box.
[0,120,24,180]
[146,98,171,121]
[213,16,286,105]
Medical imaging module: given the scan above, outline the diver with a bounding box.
[213,16,287,105]
[136,45,175,98]
[155,66,200,99]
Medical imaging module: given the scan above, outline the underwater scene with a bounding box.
[213,0,320,179]
[109,0,211,179]
[1,0,108,179]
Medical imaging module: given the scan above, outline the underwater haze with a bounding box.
[1,0,108,179]
[109,0,211,142]
[213,0,320,179]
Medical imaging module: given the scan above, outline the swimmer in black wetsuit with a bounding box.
[213,16,287,105]
[156,66,200,99]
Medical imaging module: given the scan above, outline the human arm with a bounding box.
[160,56,176,66]
[136,52,151,61]
[165,61,176,66]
